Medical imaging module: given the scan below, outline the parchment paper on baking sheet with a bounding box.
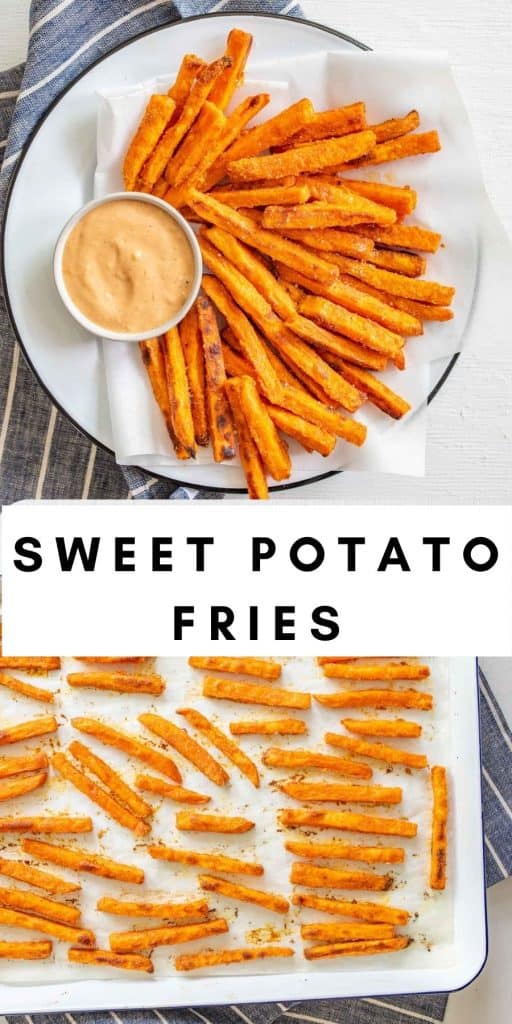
[0,657,452,983]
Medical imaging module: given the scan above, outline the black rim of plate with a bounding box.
[1,10,459,496]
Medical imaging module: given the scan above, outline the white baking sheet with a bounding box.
[0,657,457,986]
[95,49,479,473]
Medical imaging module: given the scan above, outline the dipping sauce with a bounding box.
[61,198,196,334]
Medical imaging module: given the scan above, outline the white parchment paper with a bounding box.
[94,50,481,474]
[0,657,454,985]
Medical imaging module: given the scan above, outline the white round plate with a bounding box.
[2,12,458,493]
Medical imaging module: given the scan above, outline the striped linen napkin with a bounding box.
[0,663,510,1024]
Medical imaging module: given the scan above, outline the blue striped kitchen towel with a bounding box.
[0,0,302,503]
[2,662,511,1024]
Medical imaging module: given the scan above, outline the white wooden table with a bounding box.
[1,3,511,1021]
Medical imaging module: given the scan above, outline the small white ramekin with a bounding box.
[53,191,202,342]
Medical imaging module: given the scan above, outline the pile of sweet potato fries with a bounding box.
[0,652,447,973]
[123,29,455,496]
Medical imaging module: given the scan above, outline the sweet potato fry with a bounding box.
[0,887,81,926]
[0,857,80,895]
[66,671,165,695]
[207,98,314,185]
[280,225,375,260]
[273,382,367,446]
[267,404,336,457]
[162,327,196,457]
[110,917,228,954]
[228,131,376,182]
[359,223,442,254]
[317,657,355,663]
[315,689,433,710]
[301,921,394,941]
[262,748,372,778]
[288,103,367,145]
[199,874,289,914]
[290,862,391,891]
[148,844,263,877]
[368,249,426,277]
[344,129,440,169]
[430,765,448,890]
[68,947,153,973]
[0,940,52,960]
[0,752,48,779]
[213,184,310,208]
[327,253,454,306]
[299,295,403,362]
[178,707,259,788]
[286,313,389,370]
[232,329,309,394]
[196,292,236,461]
[0,716,58,746]
[204,226,297,322]
[286,840,404,864]
[200,93,271,189]
[279,780,402,804]
[0,770,47,802]
[279,809,417,837]
[0,906,94,946]
[201,274,283,403]
[76,657,149,664]
[230,719,307,736]
[325,737,430,770]
[179,305,209,446]
[342,718,422,739]
[204,676,311,710]
[0,816,91,834]
[236,375,292,482]
[188,190,339,283]
[323,661,430,680]
[71,717,182,782]
[69,741,152,819]
[336,363,411,420]
[262,201,387,231]
[97,896,209,921]
[123,94,176,189]
[370,109,420,143]
[176,812,254,834]
[225,378,269,499]
[0,657,60,673]
[139,338,188,456]
[135,774,210,805]
[168,54,206,108]
[292,892,410,925]
[279,178,397,225]
[208,28,253,110]
[52,753,150,836]
[22,839,145,884]
[164,102,226,191]
[341,179,417,216]
[267,328,363,411]
[338,274,454,322]
[277,263,422,337]
[176,945,294,971]
[0,672,54,703]
[140,58,231,187]
[190,655,282,679]
[304,936,410,959]
[139,713,229,786]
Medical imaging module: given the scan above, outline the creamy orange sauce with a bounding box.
[62,199,195,334]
